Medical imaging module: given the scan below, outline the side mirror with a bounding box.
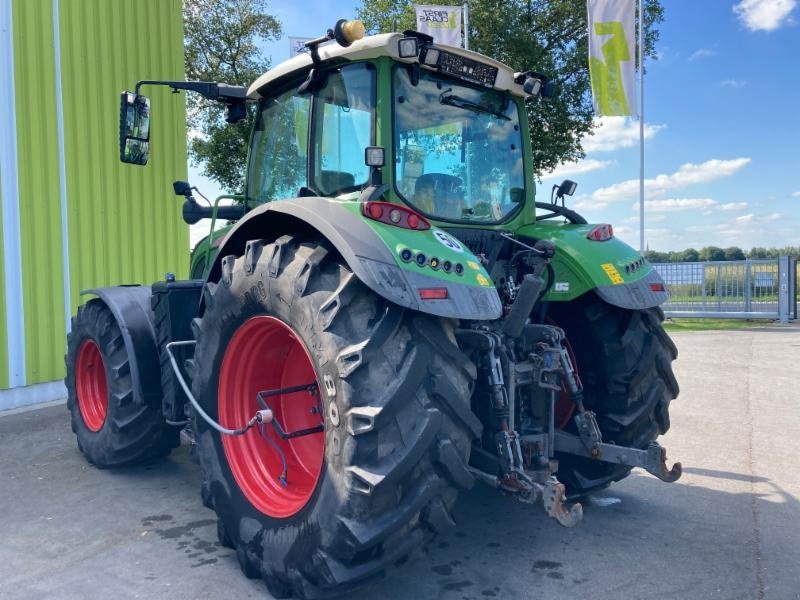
[119,92,151,165]
[558,179,577,197]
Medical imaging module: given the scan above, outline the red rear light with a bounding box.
[587,224,614,241]
[418,287,449,300]
[649,283,666,292]
[362,201,430,230]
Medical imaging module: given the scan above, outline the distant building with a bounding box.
[0,0,188,410]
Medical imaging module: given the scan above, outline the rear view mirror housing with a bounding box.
[119,92,151,165]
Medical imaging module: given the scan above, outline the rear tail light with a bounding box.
[586,224,613,241]
[649,283,666,292]
[362,201,430,230]
[418,287,449,300]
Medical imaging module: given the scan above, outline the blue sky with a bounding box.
[189,0,800,251]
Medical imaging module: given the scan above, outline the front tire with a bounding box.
[65,299,178,467]
[549,293,679,497]
[190,236,479,598]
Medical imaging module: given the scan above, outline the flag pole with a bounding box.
[638,0,645,253]
[463,2,469,49]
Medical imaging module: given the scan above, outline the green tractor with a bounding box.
[66,20,681,598]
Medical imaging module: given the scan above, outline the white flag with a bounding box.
[289,37,313,58]
[414,5,463,47]
[587,0,637,116]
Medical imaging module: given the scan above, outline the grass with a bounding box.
[662,318,775,332]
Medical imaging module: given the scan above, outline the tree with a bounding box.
[184,0,281,191]
[355,0,664,177]
[676,248,699,262]
[723,246,745,261]
[699,246,725,262]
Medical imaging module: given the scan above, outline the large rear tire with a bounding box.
[65,299,178,467]
[190,236,479,598]
[548,293,679,497]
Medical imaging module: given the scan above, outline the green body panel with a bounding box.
[190,226,231,277]
[338,201,493,288]
[13,0,67,383]
[517,221,652,302]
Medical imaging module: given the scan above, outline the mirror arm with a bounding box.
[135,80,247,103]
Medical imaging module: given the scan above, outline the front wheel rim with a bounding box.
[218,316,325,518]
[75,339,108,432]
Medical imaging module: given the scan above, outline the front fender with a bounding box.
[207,197,502,320]
[518,221,669,309]
[80,286,162,408]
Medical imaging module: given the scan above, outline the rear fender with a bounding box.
[80,286,162,408]
[517,222,669,309]
[205,197,502,320]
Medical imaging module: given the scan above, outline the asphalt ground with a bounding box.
[1,326,799,600]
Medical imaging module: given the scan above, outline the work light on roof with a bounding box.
[398,37,419,58]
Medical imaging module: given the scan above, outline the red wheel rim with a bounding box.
[219,316,325,518]
[76,339,108,432]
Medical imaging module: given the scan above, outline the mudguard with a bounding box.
[205,197,503,320]
[80,286,162,408]
[518,221,669,309]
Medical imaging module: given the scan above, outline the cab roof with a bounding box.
[247,32,527,100]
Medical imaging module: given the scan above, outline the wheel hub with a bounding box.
[218,316,325,518]
[75,339,108,432]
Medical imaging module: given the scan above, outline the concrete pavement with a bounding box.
[1,326,798,599]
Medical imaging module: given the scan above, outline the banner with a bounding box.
[414,5,463,47]
[587,0,637,116]
[289,37,313,57]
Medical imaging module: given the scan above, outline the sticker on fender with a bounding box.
[601,263,624,285]
[433,230,463,253]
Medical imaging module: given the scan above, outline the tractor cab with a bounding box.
[242,26,553,227]
[121,22,554,231]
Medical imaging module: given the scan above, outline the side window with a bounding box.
[247,91,310,203]
[311,63,375,195]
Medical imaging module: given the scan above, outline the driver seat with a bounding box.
[413,173,464,217]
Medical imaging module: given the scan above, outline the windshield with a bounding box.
[393,67,525,223]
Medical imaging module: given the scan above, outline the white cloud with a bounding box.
[736,213,755,222]
[764,212,782,221]
[720,79,747,88]
[589,158,751,204]
[719,202,748,210]
[689,48,716,61]
[792,191,800,197]
[638,198,718,212]
[582,117,665,153]
[542,159,613,181]
[733,0,797,31]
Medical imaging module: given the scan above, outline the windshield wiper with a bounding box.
[439,91,510,121]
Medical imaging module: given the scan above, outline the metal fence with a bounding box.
[652,257,797,322]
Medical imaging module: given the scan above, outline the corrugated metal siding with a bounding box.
[4,0,187,388]
[60,0,188,304]
[12,0,66,384]
[0,165,7,389]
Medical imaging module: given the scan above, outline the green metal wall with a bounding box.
[60,0,188,306]
[0,164,7,390]
[5,0,187,388]
[12,0,65,385]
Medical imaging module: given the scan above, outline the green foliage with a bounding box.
[355,0,664,178]
[645,245,800,263]
[698,246,725,262]
[184,0,281,192]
